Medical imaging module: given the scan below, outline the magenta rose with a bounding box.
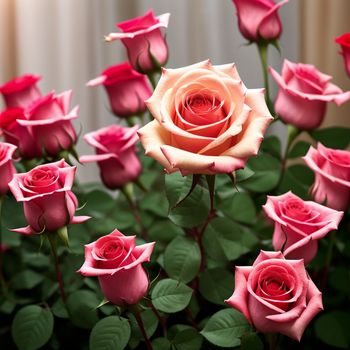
[87,62,152,118]
[335,33,350,78]
[263,191,343,264]
[80,125,142,189]
[0,74,41,109]
[232,0,288,42]
[0,142,17,195]
[8,159,89,235]
[303,143,350,211]
[78,229,155,306]
[226,251,323,341]
[105,10,170,73]
[270,59,350,130]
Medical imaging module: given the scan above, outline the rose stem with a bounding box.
[147,72,157,90]
[321,230,336,290]
[147,300,167,337]
[130,304,153,350]
[0,195,8,295]
[266,333,278,350]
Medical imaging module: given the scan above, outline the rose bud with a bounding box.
[78,229,155,306]
[0,142,17,195]
[270,59,350,130]
[232,0,288,42]
[80,125,142,189]
[8,159,90,235]
[105,10,170,74]
[263,191,343,264]
[303,143,350,211]
[86,62,152,118]
[226,251,323,341]
[335,33,350,78]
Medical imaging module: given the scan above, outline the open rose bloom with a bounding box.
[138,60,273,175]
[335,33,350,78]
[0,142,17,195]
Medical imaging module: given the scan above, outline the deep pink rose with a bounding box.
[0,74,41,108]
[335,33,350,78]
[226,251,323,341]
[270,59,350,130]
[303,143,350,211]
[78,229,154,306]
[105,10,170,73]
[232,0,288,42]
[263,191,343,264]
[0,142,17,195]
[80,125,142,189]
[87,62,152,118]
[8,160,89,235]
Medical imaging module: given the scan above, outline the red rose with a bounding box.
[335,33,350,78]
[0,142,17,195]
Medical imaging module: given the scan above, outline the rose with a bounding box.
[270,59,350,130]
[225,251,323,341]
[138,60,273,175]
[80,125,142,189]
[0,142,17,195]
[263,191,343,264]
[303,143,350,211]
[335,33,350,78]
[87,62,152,118]
[0,74,41,108]
[78,229,155,306]
[8,159,89,235]
[105,10,170,73]
[232,0,288,42]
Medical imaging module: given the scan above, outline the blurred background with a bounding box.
[0,0,349,181]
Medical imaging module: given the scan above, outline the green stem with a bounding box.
[130,304,153,350]
[266,333,278,350]
[147,72,157,90]
[0,195,7,296]
[321,231,336,290]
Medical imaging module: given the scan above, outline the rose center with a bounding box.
[99,240,124,260]
[283,199,311,221]
[24,167,60,193]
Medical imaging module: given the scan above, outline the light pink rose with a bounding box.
[80,125,142,189]
[335,33,350,78]
[138,60,273,175]
[226,251,323,341]
[105,10,170,73]
[0,142,17,195]
[87,62,152,118]
[303,143,350,211]
[270,59,350,130]
[78,229,155,306]
[232,0,288,42]
[0,74,41,109]
[263,191,343,264]
[8,159,89,235]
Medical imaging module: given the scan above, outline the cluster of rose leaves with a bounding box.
[1,1,350,350]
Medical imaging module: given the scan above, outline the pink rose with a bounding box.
[232,0,288,42]
[335,33,350,78]
[0,142,17,195]
[138,60,273,175]
[80,125,142,189]
[303,143,350,211]
[105,10,170,73]
[18,90,78,156]
[270,59,350,130]
[0,74,41,109]
[226,251,323,341]
[87,62,152,118]
[263,191,343,264]
[8,159,89,235]
[78,229,155,306]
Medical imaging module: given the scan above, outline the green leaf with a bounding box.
[12,305,54,350]
[235,166,255,183]
[140,192,168,217]
[200,309,251,347]
[287,140,311,159]
[152,338,171,350]
[89,316,131,350]
[11,270,44,290]
[148,220,184,242]
[52,298,69,319]
[310,127,350,149]
[83,190,115,217]
[241,333,264,350]
[128,309,159,339]
[165,172,191,208]
[172,328,203,350]
[260,135,281,159]
[164,236,201,283]
[151,279,193,313]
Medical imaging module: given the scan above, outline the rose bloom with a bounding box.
[138,60,273,175]
[0,142,17,195]
[226,251,323,341]
[270,59,350,130]
[263,191,343,264]
[80,125,142,189]
[335,33,350,78]
[8,160,89,235]
[105,10,170,73]
[0,74,41,109]
[232,0,288,42]
[78,229,155,306]
[304,143,350,211]
[87,62,152,118]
